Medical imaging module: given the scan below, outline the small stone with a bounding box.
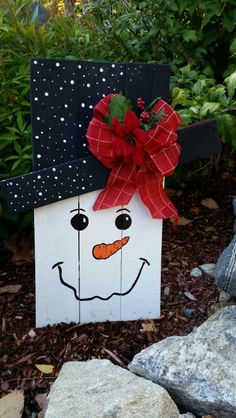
[219,290,231,303]
[183,308,195,319]
[28,329,37,338]
[199,263,215,275]
[179,413,196,418]
[164,286,170,296]
[190,267,203,278]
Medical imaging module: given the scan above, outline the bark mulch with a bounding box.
[0,171,235,416]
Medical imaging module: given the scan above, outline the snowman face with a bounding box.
[52,203,150,302]
[34,191,162,325]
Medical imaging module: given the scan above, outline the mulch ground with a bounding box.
[0,171,235,416]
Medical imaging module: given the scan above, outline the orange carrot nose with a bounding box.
[92,236,130,260]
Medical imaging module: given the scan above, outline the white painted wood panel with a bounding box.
[79,190,122,323]
[120,193,162,321]
[34,196,79,327]
[34,191,162,326]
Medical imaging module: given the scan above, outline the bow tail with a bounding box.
[136,169,178,222]
[93,162,136,211]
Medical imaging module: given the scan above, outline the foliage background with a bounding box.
[0,0,236,237]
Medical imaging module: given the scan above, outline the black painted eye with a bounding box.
[115,213,132,230]
[71,213,89,230]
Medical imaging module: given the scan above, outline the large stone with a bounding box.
[45,359,179,418]
[214,236,236,296]
[129,306,236,418]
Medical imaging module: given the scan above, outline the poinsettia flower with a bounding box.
[111,109,147,166]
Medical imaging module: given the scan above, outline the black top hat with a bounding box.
[0,58,220,213]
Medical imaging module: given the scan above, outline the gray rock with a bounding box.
[214,236,236,296]
[232,196,236,217]
[179,414,196,418]
[129,306,236,418]
[45,359,180,418]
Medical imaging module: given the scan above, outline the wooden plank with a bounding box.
[34,196,79,327]
[120,193,162,321]
[31,58,79,170]
[79,190,122,323]
[178,120,221,163]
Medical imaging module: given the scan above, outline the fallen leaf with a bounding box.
[0,284,22,294]
[177,216,192,226]
[184,291,197,301]
[190,206,200,215]
[35,364,54,374]
[0,390,24,418]
[4,232,33,264]
[201,198,219,209]
[205,226,217,232]
[141,320,158,333]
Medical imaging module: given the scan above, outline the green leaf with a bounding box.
[225,71,236,98]
[0,133,19,141]
[0,142,10,152]
[30,5,39,25]
[13,141,22,154]
[11,160,21,171]
[171,87,191,107]
[182,30,198,43]
[223,15,236,32]
[17,111,24,132]
[229,38,236,55]
[104,94,132,125]
[192,80,205,96]
[200,102,220,117]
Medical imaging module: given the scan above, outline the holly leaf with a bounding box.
[104,94,132,125]
[145,96,161,112]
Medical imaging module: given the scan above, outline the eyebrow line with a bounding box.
[70,208,85,213]
[116,208,130,213]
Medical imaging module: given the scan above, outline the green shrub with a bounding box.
[0,0,236,237]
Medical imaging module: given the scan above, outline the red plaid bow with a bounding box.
[86,94,182,221]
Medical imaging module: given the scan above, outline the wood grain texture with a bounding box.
[34,196,79,326]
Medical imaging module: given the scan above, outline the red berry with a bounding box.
[137,97,145,110]
[140,111,150,123]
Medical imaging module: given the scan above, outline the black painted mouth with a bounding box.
[52,257,150,301]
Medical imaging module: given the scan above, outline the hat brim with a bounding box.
[0,155,109,213]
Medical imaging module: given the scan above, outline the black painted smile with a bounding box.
[52,257,150,301]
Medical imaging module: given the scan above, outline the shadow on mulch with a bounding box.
[0,171,235,416]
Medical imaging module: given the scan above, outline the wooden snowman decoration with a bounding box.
[0,59,220,327]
